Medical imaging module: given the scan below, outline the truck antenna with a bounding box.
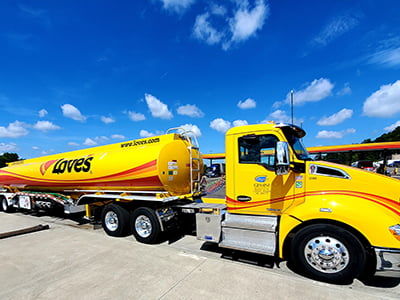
[290,90,294,125]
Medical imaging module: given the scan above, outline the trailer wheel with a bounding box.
[101,204,130,237]
[290,224,366,283]
[131,207,161,244]
[1,197,14,213]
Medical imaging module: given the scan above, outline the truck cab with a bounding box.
[197,122,400,283]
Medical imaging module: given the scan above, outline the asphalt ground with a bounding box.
[0,211,399,300]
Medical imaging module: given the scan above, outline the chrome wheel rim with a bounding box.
[135,215,152,238]
[304,235,349,273]
[105,211,119,231]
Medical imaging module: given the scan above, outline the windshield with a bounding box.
[281,126,312,160]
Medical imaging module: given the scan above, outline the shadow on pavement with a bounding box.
[285,259,400,287]
[200,242,278,269]
[359,276,400,288]
[200,241,400,288]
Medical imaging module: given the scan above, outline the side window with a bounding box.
[239,134,279,169]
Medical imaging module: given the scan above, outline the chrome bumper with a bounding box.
[374,247,400,278]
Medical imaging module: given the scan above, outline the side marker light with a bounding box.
[389,224,400,241]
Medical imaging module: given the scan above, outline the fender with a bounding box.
[278,191,400,258]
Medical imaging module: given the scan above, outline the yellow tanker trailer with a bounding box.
[0,129,203,241]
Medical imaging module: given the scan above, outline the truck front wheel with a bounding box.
[101,204,130,237]
[131,207,161,244]
[290,224,367,283]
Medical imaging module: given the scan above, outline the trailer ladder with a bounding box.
[166,127,202,194]
[189,144,202,194]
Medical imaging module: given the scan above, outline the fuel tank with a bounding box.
[0,133,201,195]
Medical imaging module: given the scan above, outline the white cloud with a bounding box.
[18,4,51,27]
[0,142,18,153]
[127,111,146,122]
[83,138,97,146]
[32,146,40,150]
[316,128,356,139]
[237,98,256,109]
[209,118,249,133]
[337,83,352,96]
[101,116,115,124]
[290,78,334,105]
[229,0,268,45]
[94,136,109,143]
[210,118,231,133]
[312,13,360,48]
[276,78,334,107]
[193,13,224,45]
[68,142,79,147]
[178,124,202,137]
[18,4,45,17]
[363,80,400,117]
[145,94,173,119]
[0,121,29,138]
[266,110,291,123]
[38,109,48,117]
[177,104,204,118]
[192,0,269,50]
[140,130,155,138]
[41,149,55,155]
[210,4,226,16]
[160,0,195,14]
[368,38,400,68]
[233,120,248,127]
[61,104,86,122]
[384,121,400,132]
[369,47,400,68]
[317,108,353,126]
[33,120,61,131]
[263,110,303,125]
[111,134,125,139]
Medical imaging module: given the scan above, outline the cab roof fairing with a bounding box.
[274,123,306,139]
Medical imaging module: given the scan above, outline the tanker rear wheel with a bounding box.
[131,207,161,244]
[1,197,14,213]
[101,204,130,237]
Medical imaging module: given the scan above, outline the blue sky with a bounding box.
[1,0,400,159]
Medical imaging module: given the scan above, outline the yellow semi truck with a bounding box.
[0,123,399,283]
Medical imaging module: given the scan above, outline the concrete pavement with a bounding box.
[0,212,399,300]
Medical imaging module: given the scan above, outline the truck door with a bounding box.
[228,133,303,216]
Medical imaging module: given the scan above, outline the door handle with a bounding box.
[237,195,252,202]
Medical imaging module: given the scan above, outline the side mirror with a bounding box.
[275,141,290,175]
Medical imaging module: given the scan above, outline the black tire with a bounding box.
[101,204,130,237]
[1,197,14,213]
[290,224,367,283]
[131,207,161,244]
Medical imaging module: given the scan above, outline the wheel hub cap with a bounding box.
[105,211,118,231]
[305,236,349,273]
[135,215,152,238]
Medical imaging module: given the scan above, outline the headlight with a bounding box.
[389,224,400,241]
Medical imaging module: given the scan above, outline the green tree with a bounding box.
[0,152,20,168]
